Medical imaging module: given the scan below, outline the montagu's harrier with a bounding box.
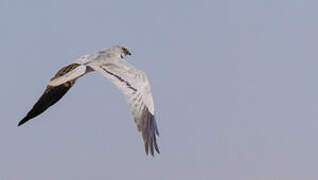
[18,45,159,156]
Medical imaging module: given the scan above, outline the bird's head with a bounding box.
[112,45,132,58]
[121,47,132,56]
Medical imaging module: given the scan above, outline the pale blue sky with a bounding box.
[1,0,318,179]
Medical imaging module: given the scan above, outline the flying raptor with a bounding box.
[18,45,159,156]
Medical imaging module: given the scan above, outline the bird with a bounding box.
[18,45,159,156]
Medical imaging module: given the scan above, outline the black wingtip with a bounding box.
[17,117,28,126]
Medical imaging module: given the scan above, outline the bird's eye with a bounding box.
[122,47,131,56]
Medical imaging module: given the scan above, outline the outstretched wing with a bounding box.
[89,61,159,156]
[18,63,87,126]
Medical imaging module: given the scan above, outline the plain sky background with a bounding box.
[1,0,318,179]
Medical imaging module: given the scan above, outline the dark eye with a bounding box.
[122,47,131,55]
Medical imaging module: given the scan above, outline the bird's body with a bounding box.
[19,45,159,156]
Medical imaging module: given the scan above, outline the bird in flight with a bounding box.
[18,45,159,156]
